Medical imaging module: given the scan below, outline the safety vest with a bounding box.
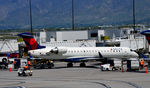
[14,61,16,64]
[24,66,28,70]
[28,61,31,65]
[140,60,144,65]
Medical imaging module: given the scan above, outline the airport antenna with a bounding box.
[72,0,75,30]
[29,0,33,34]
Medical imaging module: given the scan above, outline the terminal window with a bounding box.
[91,33,98,37]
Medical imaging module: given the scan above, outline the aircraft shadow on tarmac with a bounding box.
[32,65,100,70]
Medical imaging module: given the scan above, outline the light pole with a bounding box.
[72,0,75,30]
[132,0,136,32]
[29,0,33,34]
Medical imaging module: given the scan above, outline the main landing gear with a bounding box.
[80,62,86,67]
[67,62,73,67]
[67,62,86,67]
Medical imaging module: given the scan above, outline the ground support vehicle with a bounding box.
[100,64,121,71]
[18,68,32,76]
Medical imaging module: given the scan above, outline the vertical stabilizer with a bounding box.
[141,30,150,45]
[18,33,46,50]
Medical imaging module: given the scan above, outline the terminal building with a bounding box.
[35,30,105,47]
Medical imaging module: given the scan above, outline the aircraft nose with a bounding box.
[28,51,31,56]
[28,51,32,56]
[132,52,139,58]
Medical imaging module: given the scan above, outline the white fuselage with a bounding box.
[28,47,138,61]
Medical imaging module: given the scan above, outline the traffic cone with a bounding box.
[122,67,124,72]
[9,68,11,72]
[146,67,148,74]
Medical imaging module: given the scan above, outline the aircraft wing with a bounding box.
[30,58,43,60]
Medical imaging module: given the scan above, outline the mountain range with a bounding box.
[0,0,150,30]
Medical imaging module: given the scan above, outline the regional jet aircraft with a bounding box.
[18,33,138,67]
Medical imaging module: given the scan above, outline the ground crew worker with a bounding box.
[28,61,31,66]
[14,61,16,69]
[22,64,28,75]
[23,62,28,70]
[28,60,32,68]
[14,61,16,64]
[140,59,144,69]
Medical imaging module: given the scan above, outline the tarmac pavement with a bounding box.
[0,62,150,88]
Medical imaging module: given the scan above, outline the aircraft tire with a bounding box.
[48,63,54,69]
[67,63,73,67]
[2,58,7,64]
[18,73,21,76]
[29,73,32,76]
[106,68,109,71]
[112,67,116,71]
[80,63,86,67]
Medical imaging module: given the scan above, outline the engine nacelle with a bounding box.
[50,47,67,54]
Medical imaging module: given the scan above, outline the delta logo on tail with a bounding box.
[17,33,46,50]
[140,30,150,45]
